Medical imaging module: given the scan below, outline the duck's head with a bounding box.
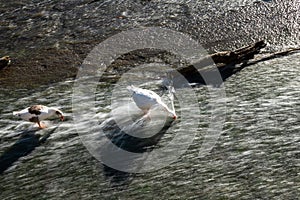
[55,110,64,121]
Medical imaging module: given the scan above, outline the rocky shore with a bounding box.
[0,0,299,88]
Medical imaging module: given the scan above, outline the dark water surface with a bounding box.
[0,0,299,199]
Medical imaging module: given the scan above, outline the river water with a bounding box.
[0,0,299,199]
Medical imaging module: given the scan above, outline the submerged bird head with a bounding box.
[170,111,177,120]
[172,113,177,120]
[162,105,177,120]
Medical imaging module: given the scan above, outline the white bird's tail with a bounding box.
[13,111,20,116]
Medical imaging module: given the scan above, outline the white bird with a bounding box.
[13,105,64,129]
[127,85,177,120]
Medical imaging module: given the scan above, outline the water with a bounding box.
[1,0,300,199]
[0,52,299,199]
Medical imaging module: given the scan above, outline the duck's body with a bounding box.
[13,105,64,128]
[127,85,176,119]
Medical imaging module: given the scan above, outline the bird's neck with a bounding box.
[48,108,59,114]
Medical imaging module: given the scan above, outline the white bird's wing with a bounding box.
[127,85,161,100]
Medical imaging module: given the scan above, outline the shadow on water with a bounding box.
[102,165,133,187]
[0,127,58,174]
[100,116,175,187]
